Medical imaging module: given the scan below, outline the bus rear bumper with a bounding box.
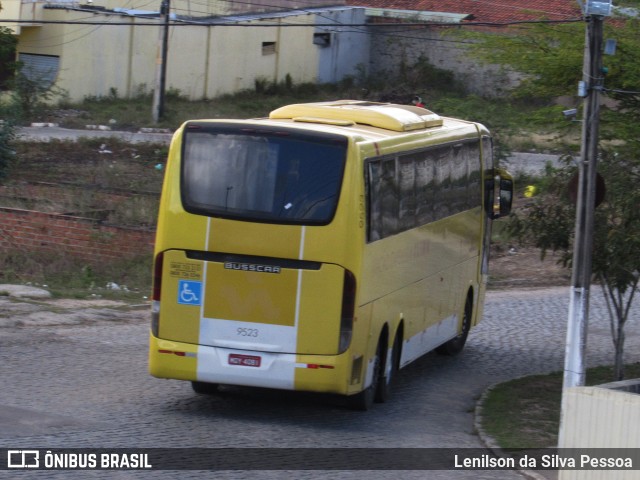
[149,333,352,395]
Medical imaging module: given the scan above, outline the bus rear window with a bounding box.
[181,125,347,224]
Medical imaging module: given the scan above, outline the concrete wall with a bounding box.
[316,8,370,83]
[558,382,640,480]
[368,25,519,97]
[11,7,367,102]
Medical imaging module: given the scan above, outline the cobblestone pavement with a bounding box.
[1,286,639,480]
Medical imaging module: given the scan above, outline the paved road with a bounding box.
[1,286,639,479]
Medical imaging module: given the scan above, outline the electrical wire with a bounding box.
[10,0,156,48]
[0,0,587,52]
[0,17,584,27]
[602,87,640,95]
[187,0,581,21]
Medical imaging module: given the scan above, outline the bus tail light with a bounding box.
[151,252,164,337]
[339,270,356,353]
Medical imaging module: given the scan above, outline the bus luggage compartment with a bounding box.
[157,249,348,356]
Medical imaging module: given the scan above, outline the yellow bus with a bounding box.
[148,100,513,410]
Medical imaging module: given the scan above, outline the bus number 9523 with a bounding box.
[237,328,259,338]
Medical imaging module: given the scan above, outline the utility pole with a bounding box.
[563,3,608,391]
[152,0,171,124]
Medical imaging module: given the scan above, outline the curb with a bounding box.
[474,383,552,480]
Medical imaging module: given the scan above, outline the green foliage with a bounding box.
[0,28,18,179]
[508,146,640,379]
[593,146,640,293]
[0,26,18,90]
[7,63,67,121]
[0,114,15,181]
[463,18,640,141]
[463,22,585,100]
[509,147,640,286]
[401,55,466,95]
[507,156,576,262]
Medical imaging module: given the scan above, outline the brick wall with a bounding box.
[0,207,155,263]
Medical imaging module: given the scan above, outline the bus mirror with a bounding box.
[496,169,513,218]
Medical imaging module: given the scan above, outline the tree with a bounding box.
[591,147,640,380]
[464,16,640,139]
[0,25,17,90]
[509,148,640,380]
[0,25,18,180]
[465,15,640,380]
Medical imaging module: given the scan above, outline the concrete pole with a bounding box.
[563,14,604,390]
[152,0,170,124]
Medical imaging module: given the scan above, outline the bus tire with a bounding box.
[376,332,401,403]
[347,340,383,411]
[191,381,219,394]
[436,294,472,356]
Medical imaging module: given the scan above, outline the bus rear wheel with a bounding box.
[347,340,383,411]
[436,295,472,356]
[376,332,401,403]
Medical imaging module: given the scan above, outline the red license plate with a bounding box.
[228,354,261,367]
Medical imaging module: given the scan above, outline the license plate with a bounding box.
[228,354,261,367]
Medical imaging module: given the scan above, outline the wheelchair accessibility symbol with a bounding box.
[177,280,202,306]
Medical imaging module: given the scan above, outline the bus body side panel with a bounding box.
[361,207,483,369]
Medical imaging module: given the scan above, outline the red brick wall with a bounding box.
[0,207,155,263]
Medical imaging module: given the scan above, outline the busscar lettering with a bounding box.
[224,262,281,274]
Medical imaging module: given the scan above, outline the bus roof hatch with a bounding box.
[269,100,443,132]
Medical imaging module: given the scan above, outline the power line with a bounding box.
[199,0,581,21]
[0,17,584,27]
[602,87,640,95]
[0,3,584,51]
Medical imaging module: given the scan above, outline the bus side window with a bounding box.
[398,157,417,231]
[367,161,383,241]
[380,159,399,238]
